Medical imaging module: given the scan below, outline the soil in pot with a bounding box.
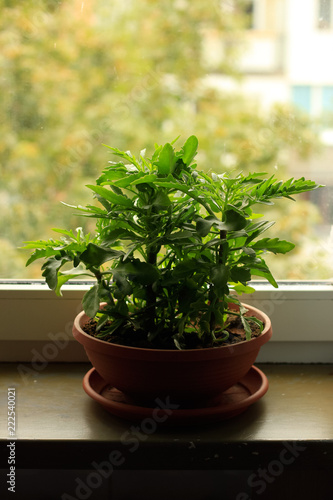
[82,313,263,350]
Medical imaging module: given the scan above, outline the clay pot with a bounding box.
[73,303,272,407]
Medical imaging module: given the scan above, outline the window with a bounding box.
[291,85,312,113]
[318,0,332,29]
[291,85,333,117]
[1,1,332,363]
[322,85,333,111]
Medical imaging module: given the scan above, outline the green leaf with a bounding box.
[96,167,127,184]
[112,271,133,296]
[196,217,216,237]
[154,179,190,195]
[155,143,176,175]
[173,259,201,278]
[167,230,194,240]
[117,260,159,285]
[152,190,171,209]
[103,228,143,246]
[51,228,77,239]
[230,266,251,284]
[232,283,255,295]
[41,257,69,292]
[224,209,247,231]
[196,216,227,237]
[80,243,123,267]
[86,185,133,207]
[54,272,89,295]
[25,247,61,266]
[244,221,275,244]
[132,174,157,185]
[250,238,295,254]
[250,268,278,288]
[82,284,100,318]
[241,247,256,257]
[113,173,156,188]
[240,315,253,341]
[227,229,248,240]
[211,264,230,294]
[110,172,141,188]
[196,211,247,237]
[180,135,198,166]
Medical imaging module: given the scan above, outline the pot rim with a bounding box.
[73,303,272,360]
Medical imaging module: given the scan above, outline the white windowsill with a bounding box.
[0,280,332,363]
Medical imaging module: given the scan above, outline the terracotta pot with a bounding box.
[73,303,272,406]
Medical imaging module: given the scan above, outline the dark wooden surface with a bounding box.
[1,362,333,470]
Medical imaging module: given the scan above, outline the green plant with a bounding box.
[24,135,322,349]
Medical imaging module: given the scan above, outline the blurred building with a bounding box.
[205,0,333,228]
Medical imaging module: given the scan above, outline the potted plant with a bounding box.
[24,135,321,417]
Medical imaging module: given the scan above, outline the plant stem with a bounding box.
[218,229,227,264]
[146,247,158,330]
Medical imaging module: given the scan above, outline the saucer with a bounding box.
[83,365,268,425]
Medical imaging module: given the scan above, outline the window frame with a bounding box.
[1,280,332,364]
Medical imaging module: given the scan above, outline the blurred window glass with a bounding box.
[1,0,332,281]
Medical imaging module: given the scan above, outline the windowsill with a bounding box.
[1,280,333,363]
[0,362,333,471]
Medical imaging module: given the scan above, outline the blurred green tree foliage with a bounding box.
[0,0,322,278]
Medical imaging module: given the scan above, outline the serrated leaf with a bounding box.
[51,228,77,239]
[250,238,295,254]
[41,257,69,292]
[240,315,253,341]
[244,221,275,244]
[97,167,127,184]
[25,247,61,266]
[86,185,133,207]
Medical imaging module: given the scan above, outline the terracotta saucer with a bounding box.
[83,365,268,425]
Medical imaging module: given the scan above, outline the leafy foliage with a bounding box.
[24,136,322,349]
